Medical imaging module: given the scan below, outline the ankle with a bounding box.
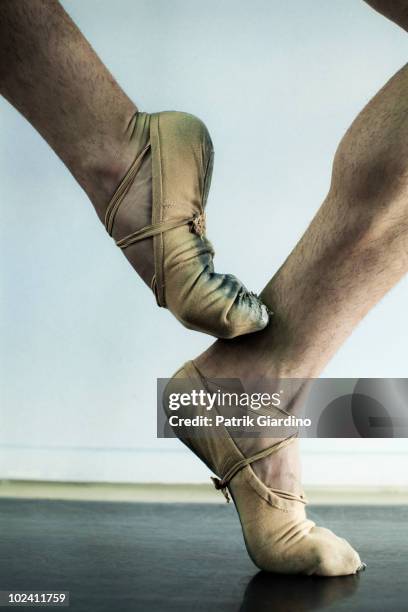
[252,441,303,494]
[194,338,317,419]
[80,140,138,222]
[70,107,140,221]
[195,339,315,382]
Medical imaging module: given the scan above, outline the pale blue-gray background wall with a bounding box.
[1,0,407,485]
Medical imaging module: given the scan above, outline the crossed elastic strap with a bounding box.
[104,144,206,305]
[211,433,306,504]
[184,361,306,505]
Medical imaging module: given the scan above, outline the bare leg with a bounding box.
[363,0,408,31]
[0,0,137,211]
[195,63,408,491]
[0,0,268,335]
[0,0,157,283]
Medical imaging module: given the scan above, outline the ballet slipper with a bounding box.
[163,361,366,576]
[104,111,269,338]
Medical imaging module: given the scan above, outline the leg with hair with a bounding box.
[196,62,408,490]
[197,62,408,383]
[0,0,268,338]
[0,0,149,272]
[168,64,408,575]
[363,0,408,31]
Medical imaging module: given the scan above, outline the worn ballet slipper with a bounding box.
[104,111,269,339]
[163,361,365,576]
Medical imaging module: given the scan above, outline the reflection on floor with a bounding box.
[0,499,406,612]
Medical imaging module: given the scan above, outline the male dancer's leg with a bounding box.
[0,0,137,217]
[196,63,408,490]
[197,63,408,380]
[0,0,267,335]
[0,0,152,279]
[364,0,408,31]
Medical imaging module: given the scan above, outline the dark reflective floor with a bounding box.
[0,499,406,611]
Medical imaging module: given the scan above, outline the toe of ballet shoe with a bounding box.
[311,529,362,577]
[216,289,270,339]
[174,274,271,339]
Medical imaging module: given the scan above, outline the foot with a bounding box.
[90,121,154,287]
[90,111,270,339]
[187,345,364,576]
[194,335,305,494]
[104,143,154,287]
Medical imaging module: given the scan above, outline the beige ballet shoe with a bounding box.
[163,361,365,576]
[104,111,269,339]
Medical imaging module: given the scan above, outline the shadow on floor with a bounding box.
[240,571,360,612]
